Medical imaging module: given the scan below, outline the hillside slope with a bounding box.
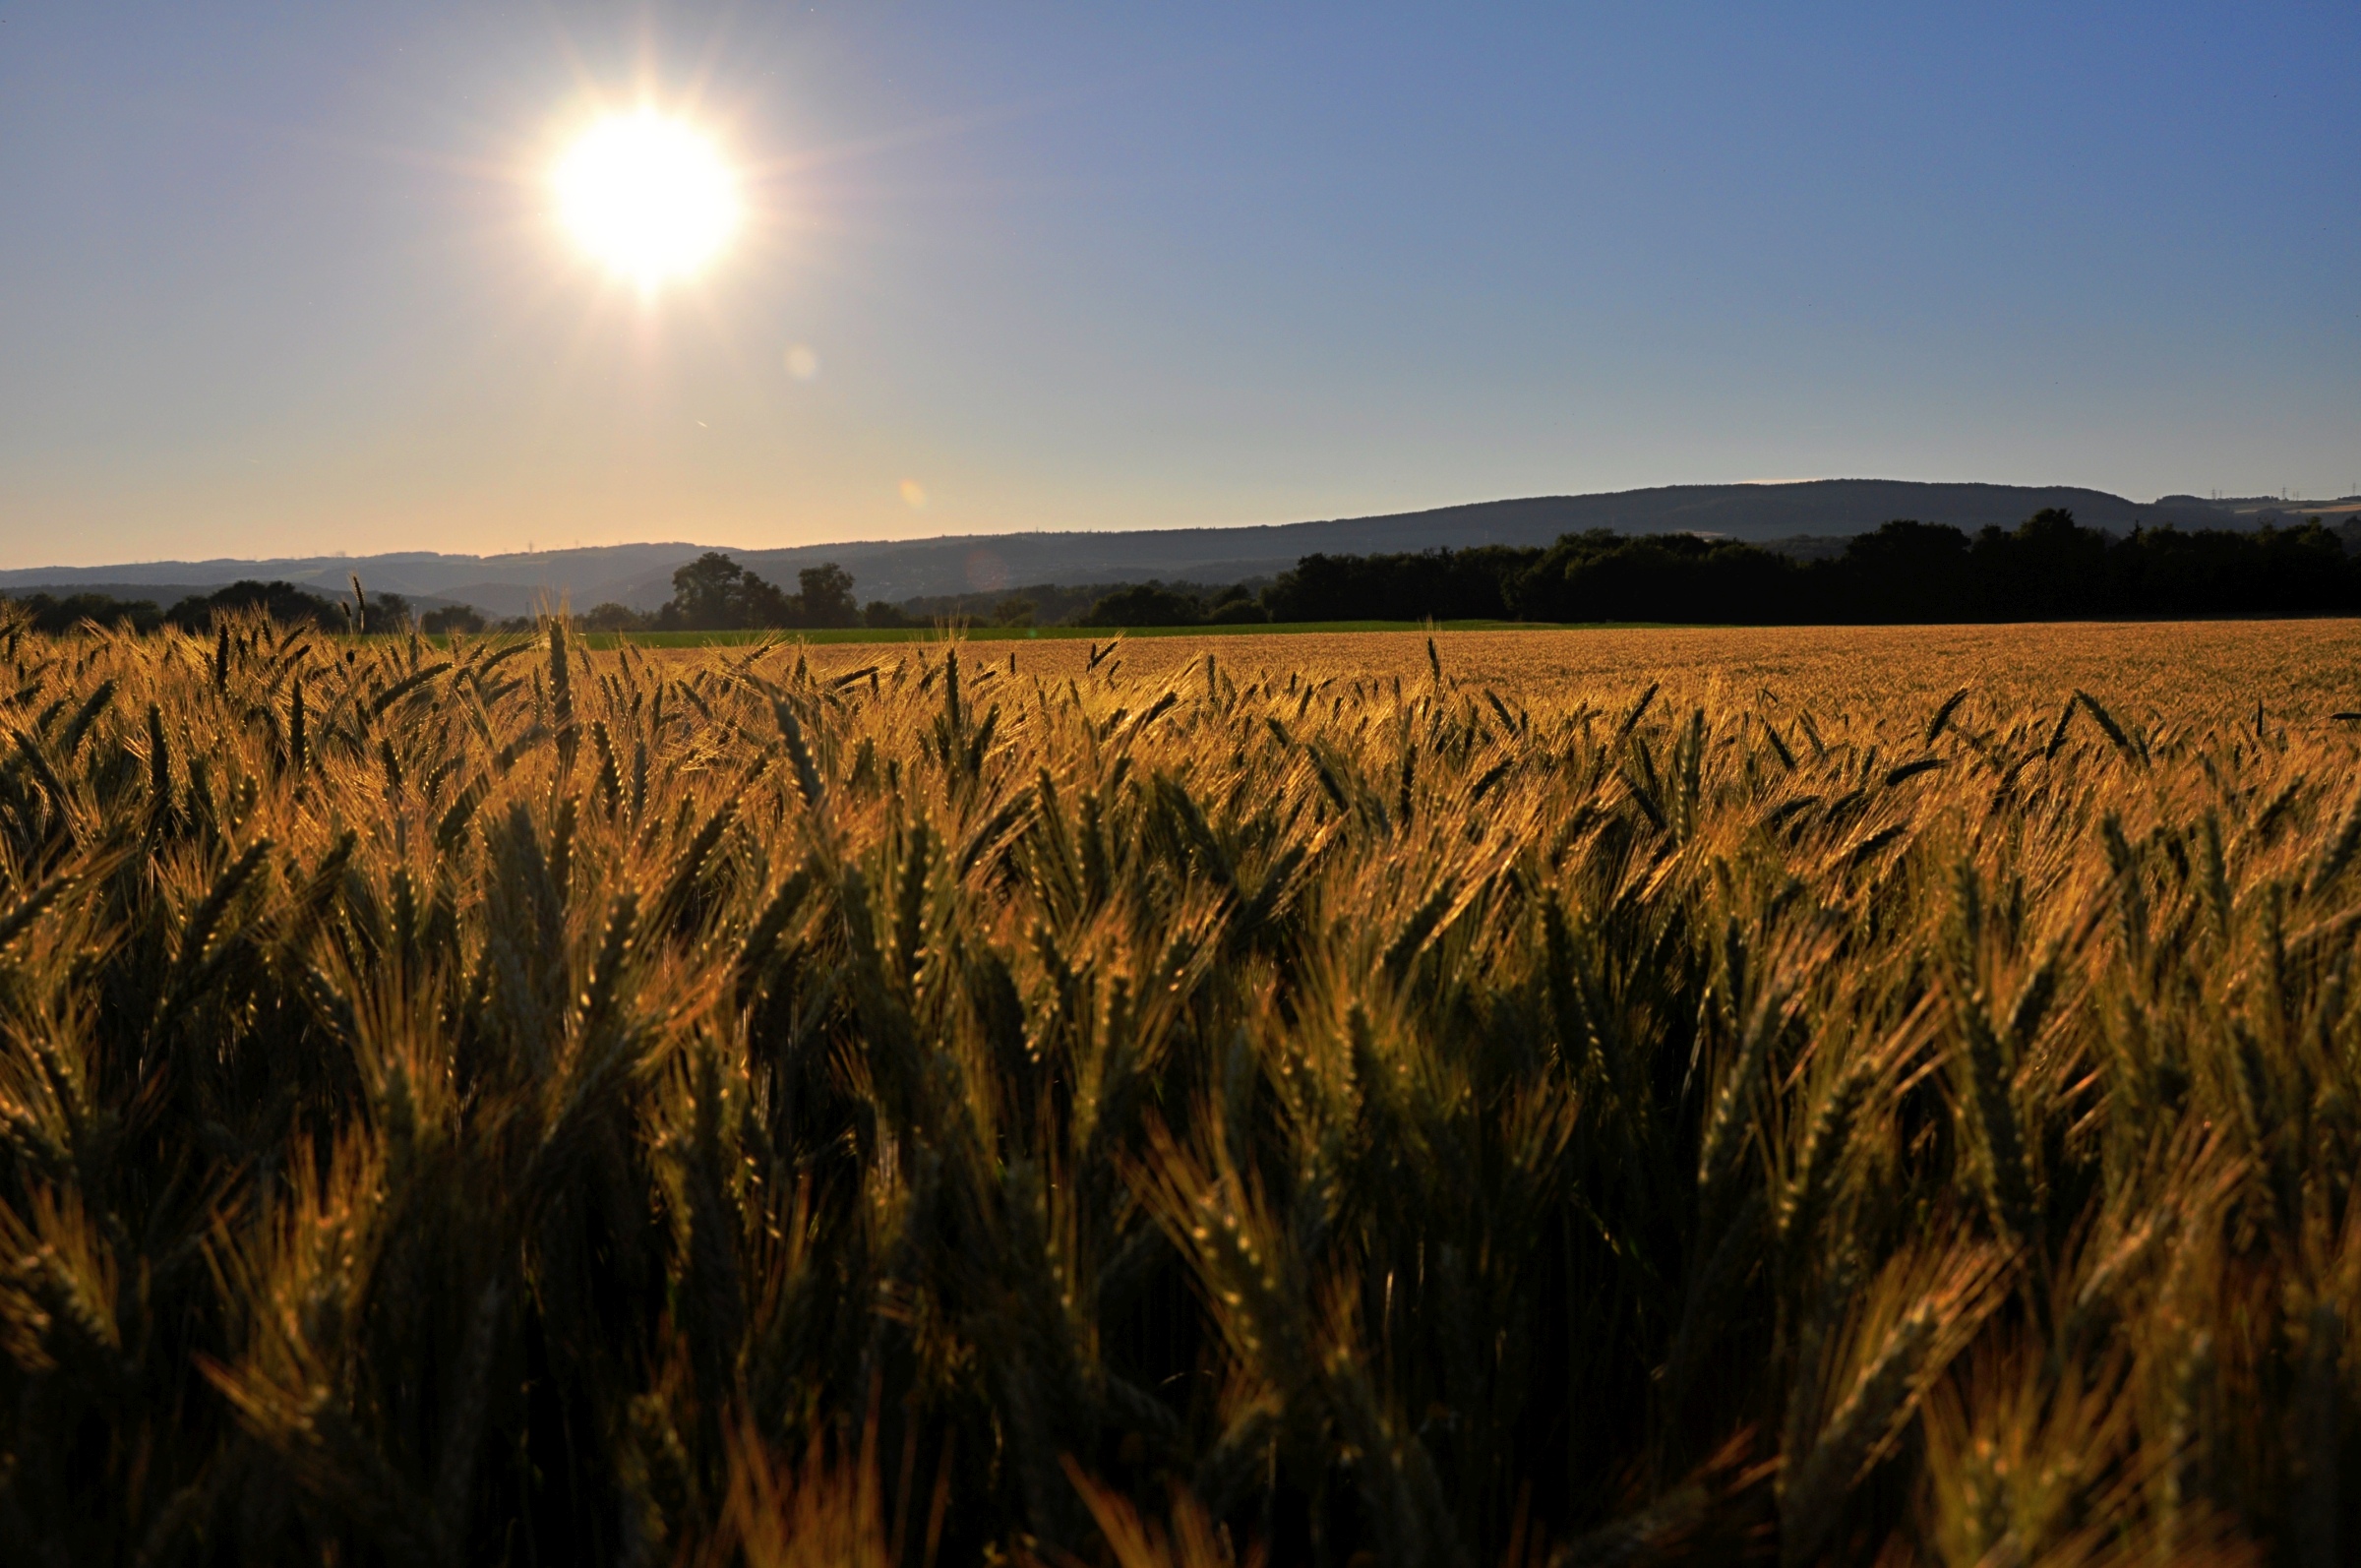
[0,480,2292,612]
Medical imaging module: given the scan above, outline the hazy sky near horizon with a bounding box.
[1,3,2353,568]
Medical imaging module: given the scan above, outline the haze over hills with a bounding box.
[3,481,2349,618]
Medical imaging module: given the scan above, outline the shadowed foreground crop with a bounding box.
[2,613,2357,1565]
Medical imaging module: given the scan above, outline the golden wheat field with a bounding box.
[4,610,2361,1567]
[791,620,2361,723]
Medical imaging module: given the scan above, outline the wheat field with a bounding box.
[868,621,2361,718]
[3,611,2359,1566]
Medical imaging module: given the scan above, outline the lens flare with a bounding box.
[554,111,739,287]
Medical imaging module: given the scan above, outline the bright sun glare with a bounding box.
[554,112,739,287]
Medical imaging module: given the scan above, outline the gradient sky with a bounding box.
[1,3,2354,568]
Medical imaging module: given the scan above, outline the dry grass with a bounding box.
[0,610,2356,1565]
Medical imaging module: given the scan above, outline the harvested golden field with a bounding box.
[4,610,2360,1565]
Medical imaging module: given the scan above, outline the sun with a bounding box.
[554,111,739,287]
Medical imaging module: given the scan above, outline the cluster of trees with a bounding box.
[10,557,893,640]
[352,511,2361,632]
[569,553,878,633]
[899,581,1151,628]
[14,591,168,634]
[421,604,488,633]
[12,580,419,635]
[882,580,1279,630]
[1078,581,1272,627]
[565,554,1233,633]
[1249,511,2361,627]
[1259,545,1536,622]
[7,556,896,641]
[170,579,418,633]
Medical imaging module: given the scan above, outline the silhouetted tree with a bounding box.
[1265,548,1530,622]
[1081,582,1204,627]
[797,564,861,628]
[737,573,797,628]
[1514,533,1796,624]
[421,605,487,634]
[666,553,751,628]
[658,553,864,631]
[363,591,412,633]
[576,602,645,633]
[165,581,343,633]
[17,592,163,634]
[1968,508,2108,618]
[1248,513,2361,627]
[1820,520,1972,622]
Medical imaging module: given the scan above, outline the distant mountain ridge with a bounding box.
[1,481,2336,616]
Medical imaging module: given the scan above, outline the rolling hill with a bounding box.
[0,481,2331,616]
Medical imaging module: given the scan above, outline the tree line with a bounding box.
[568,553,876,632]
[12,513,2357,636]
[5,557,879,638]
[1226,510,2361,625]
[10,580,418,636]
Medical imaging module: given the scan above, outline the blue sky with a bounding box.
[0,3,2353,566]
